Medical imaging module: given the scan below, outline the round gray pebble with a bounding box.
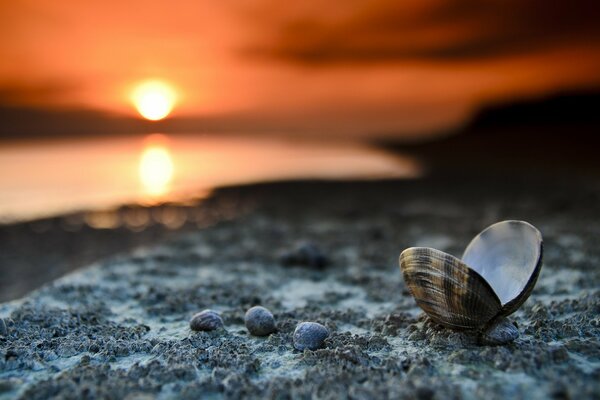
[293,322,329,351]
[480,316,519,345]
[189,310,223,331]
[281,242,328,268]
[245,306,276,336]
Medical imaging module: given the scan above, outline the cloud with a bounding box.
[242,0,600,64]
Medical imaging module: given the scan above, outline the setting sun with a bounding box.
[131,80,176,121]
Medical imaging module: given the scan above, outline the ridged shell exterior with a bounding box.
[400,247,502,329]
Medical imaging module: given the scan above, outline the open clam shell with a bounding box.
[400,220,543,335]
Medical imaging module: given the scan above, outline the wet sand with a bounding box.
[1,175,599,399]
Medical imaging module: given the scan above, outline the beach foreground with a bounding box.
[1,176,599,399]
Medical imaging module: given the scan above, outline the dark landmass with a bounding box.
[0,105,288,139]
[379,90,600,174]
[468,91,600,128]
[1,174,599,399]
[2,90,599,144]
[0,106,207,139]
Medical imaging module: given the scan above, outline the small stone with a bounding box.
[0,318,7,336]
[293,322,329,351]
[79,355,91,365]
[549,345,570,363]
[416,386,435,400]
[480,317,519,345]
[0,378,21,393]
[245,306,276,336]
[280,242,328,268]
[190,310,224,331]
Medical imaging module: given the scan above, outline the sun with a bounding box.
[131,80,176,120]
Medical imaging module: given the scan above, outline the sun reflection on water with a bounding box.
[139,134,174,197]
[0,133,422,223]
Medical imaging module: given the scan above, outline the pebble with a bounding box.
[189,310,224,331]
[245,306,276,336]
[0,318,7,336]
[293,322,329,351]
[480,317,519,345]
[549,345,569,363]
[280,242,328,268]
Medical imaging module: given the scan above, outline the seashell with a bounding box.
[245,306,276,336]
[399,220,543,345]
[189,309,224,331]
[293,322,329,351]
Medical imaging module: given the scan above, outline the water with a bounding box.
[0,133,421,222]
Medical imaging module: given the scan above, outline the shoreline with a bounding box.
[1,172,599,302]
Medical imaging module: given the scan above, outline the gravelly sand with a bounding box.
[1,176,599,399]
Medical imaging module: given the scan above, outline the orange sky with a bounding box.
[1,0,599,138]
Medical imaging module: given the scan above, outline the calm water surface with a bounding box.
[0,133,421,222]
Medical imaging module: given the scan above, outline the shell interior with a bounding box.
[462,220,543,310]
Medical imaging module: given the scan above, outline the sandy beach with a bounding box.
[1,174,599,399]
